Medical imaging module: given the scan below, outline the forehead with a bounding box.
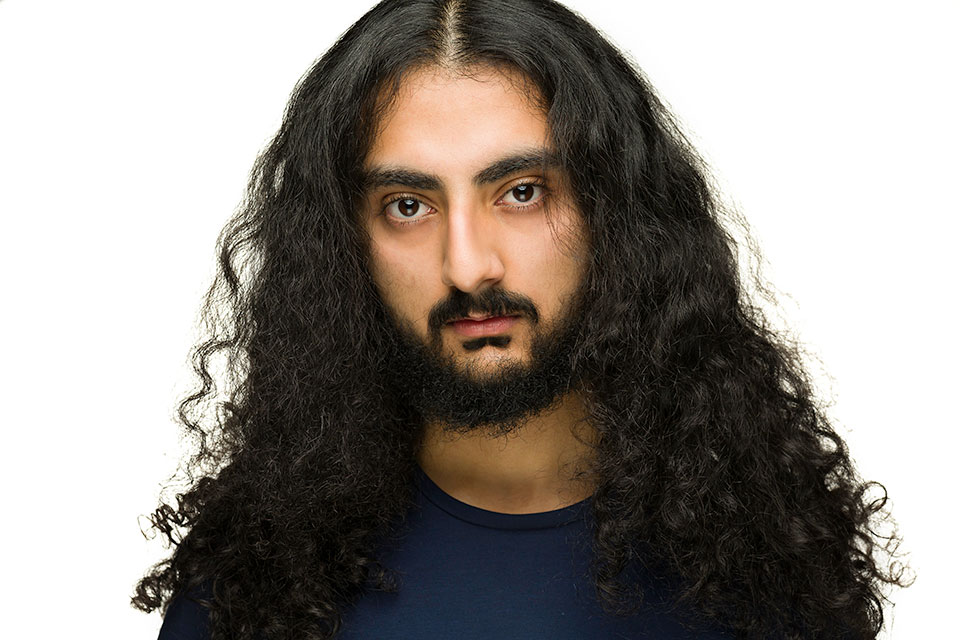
[365,66,552,172]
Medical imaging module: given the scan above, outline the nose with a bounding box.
[440,201,505,294]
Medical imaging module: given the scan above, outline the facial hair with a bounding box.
[381,287,587,438]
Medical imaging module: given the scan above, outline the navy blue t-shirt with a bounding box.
[158,466,735,639]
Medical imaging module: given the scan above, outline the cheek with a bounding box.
[551,213,590,280]
[369,241,433,316]
[510,214,587,290]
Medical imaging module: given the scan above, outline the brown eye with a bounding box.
[512,185,534,202]
[383,196,433,226]
[385,197,423,219]
[500,183,545,207]
[396,198,419,216]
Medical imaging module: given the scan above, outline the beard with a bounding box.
[381,286,588,438]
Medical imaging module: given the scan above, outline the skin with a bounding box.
[361,66,598,514]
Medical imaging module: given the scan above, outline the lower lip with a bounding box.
[449,315,520,337]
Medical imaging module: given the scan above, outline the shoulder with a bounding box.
[157,586,212,640]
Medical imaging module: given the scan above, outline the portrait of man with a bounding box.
[116,1,923,638]
[116,1,919,638]
[12,0,954,638]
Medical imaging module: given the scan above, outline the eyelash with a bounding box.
[380,179,550,228]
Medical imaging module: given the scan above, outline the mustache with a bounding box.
[427,289,540,337]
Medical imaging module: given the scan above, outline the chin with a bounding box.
[455,351,530,374]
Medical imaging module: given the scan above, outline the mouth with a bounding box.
[447,314,521,338]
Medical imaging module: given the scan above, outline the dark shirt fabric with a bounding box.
[159,466,735,639]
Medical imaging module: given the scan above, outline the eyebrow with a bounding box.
[361,147,561,192]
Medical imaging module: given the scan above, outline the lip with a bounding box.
[448,315,520,338]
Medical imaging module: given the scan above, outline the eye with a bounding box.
[383,196,434,225]
[499,182,546,208]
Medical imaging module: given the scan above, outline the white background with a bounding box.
[1,1,955,637]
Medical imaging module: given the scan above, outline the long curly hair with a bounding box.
[132,1,912,637]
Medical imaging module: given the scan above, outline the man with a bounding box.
[134,1,909,638]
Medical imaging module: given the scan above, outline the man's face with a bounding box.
[360,66,589,432]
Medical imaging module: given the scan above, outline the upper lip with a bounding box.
[448,313,519,323]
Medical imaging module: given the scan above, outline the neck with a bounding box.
[415,391,599,514]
